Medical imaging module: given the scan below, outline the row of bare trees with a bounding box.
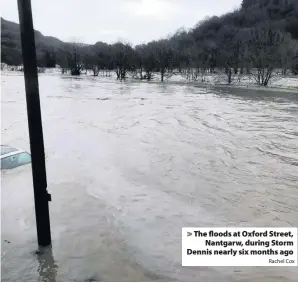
[56,21,297,86]
[216,22,297,85]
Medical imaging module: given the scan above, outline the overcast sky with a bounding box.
[1,0,242,45]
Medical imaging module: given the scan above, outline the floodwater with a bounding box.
[1,73,298,281]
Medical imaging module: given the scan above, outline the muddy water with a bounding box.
[1,73,298,281]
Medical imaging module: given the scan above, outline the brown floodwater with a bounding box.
[1,73,298,281]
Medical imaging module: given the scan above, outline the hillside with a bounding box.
[241,0,298,38]
[1,0,298,69]
[1,17,65,66]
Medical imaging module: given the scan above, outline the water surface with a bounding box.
[1,74,298,281]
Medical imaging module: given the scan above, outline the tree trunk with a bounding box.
[116,68,121,79]
[120,69,126,80]
[161,69,164,82]
[263,68,273,86]
[282,68,287,76]
[225,67,232,84]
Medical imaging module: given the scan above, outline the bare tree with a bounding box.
[66,41,86,76]
[143,44,157,80]
[81,46,100,76]
[292,51,298,75]
[248,22,291,86]
[152,39,173,82]
[112,42,134,80]
[218,26,247,84]
[197,46,213,82]
[280,38,298,75]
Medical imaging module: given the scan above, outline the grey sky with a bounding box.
[1,0,242,45]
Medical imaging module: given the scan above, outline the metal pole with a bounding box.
[17,0,51,246]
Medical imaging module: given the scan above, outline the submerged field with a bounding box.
[1,73,298,281]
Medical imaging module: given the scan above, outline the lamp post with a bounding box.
[17,0,52,246]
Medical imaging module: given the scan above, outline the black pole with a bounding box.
[17,0,51,246]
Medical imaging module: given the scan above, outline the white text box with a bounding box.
[182,227,297,266]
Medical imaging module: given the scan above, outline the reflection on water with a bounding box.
[37,246,58,282]
[1,74,298,281]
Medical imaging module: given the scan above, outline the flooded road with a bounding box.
[1,73,298,281]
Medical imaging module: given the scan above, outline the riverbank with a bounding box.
[2,67,298,94]
[162,73,298,93]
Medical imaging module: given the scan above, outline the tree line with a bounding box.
[52,19,297,86]
[3,0,298,86]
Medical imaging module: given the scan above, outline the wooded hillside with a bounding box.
[1,0,298,85]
